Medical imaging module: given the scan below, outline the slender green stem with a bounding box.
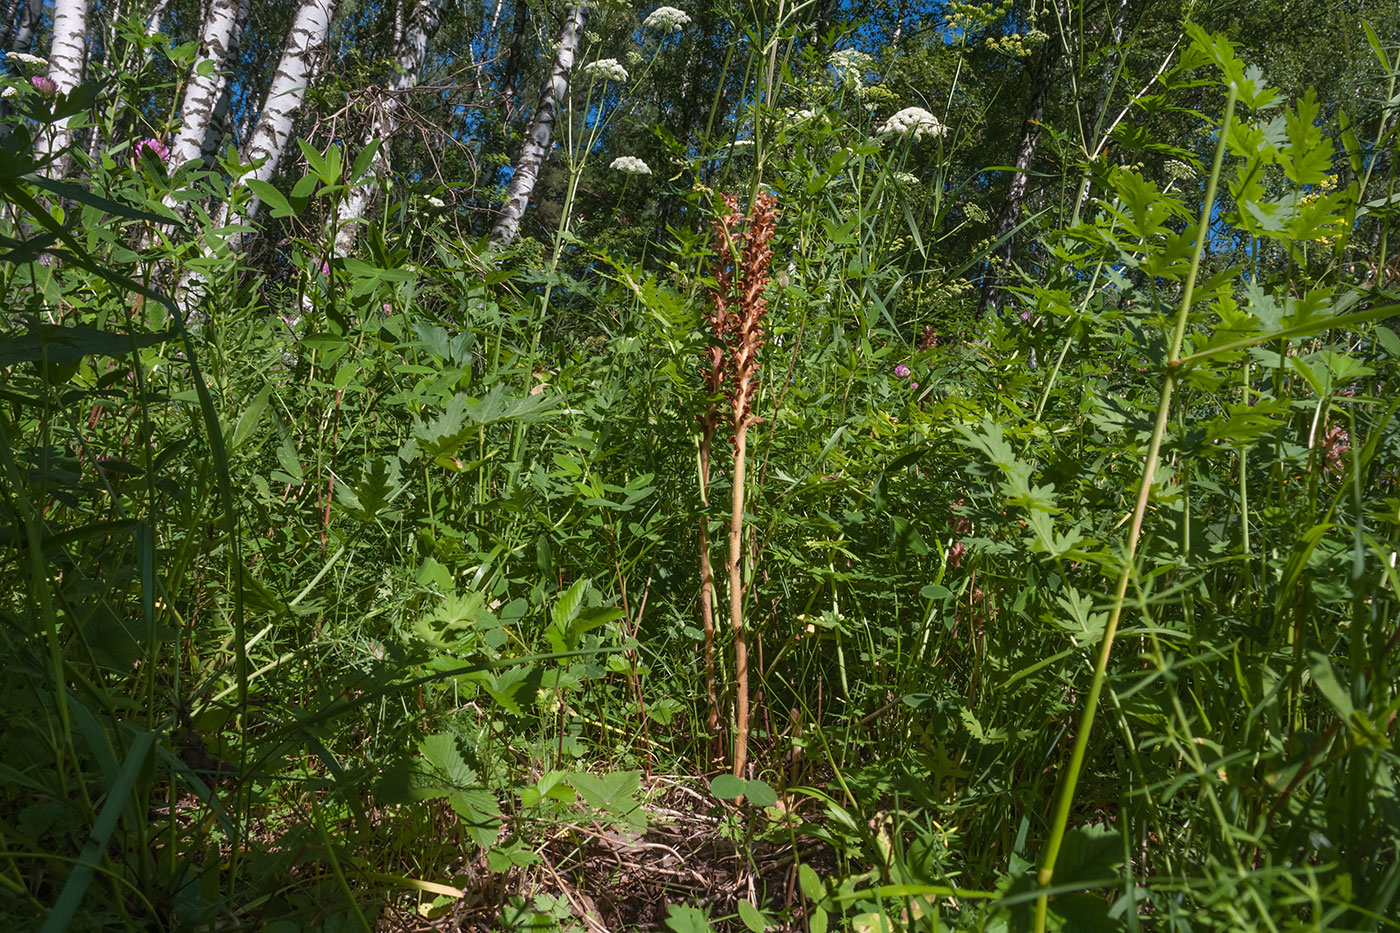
[1033,82,1237,933]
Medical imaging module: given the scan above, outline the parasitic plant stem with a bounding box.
[704,192,778,783]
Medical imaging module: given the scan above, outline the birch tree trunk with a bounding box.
[489,2,588,245]
[979,42,1057,314]
[146,0,174,38]
[334,0,447,255]
[181,0,333,320]
[496,0,531,125]
[8,0,40,52]
[170,0,249,169]
[224,0,335,228]
[41,0,88,177]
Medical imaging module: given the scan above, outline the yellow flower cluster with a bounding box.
[944,0,1012,35]
[985,29,1048,58]
[1300,173,1341,248]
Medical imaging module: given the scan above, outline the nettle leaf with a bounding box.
[551,578,588,632]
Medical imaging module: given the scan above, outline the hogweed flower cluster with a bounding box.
[643,6,691,32]
[582,58,629,82]
[610,155,651,175]
[829,49,875,88]
[878,106,946,141]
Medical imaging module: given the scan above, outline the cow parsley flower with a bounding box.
[0,85,17,99]
[610,155,651,175]
[878,106,946,141]
[643,6,691,32]
[582,58,628,82]
[424,195,445,208]
[892,171,920,186]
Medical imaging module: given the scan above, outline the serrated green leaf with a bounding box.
[665,904,714,933]
[419,733,475,787]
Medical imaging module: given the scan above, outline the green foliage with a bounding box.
[3,4,1400,932]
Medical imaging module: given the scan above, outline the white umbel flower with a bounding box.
[643,6,691,32]
[424,195,445,208]
[5,51,47,74]
[0,85,18,99]
[829,49,874,86]
[582,58,629,82]
[878,106,946,141]
[610,156,652,175]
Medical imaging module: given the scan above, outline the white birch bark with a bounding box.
[333,0,447,254]
[181,0,333,321]
[9,0,40,52]
[41,0,88,177]
[146,0,174,37]
[489,2,588,245]
[171,0,250,169]
[224,0,335,227]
